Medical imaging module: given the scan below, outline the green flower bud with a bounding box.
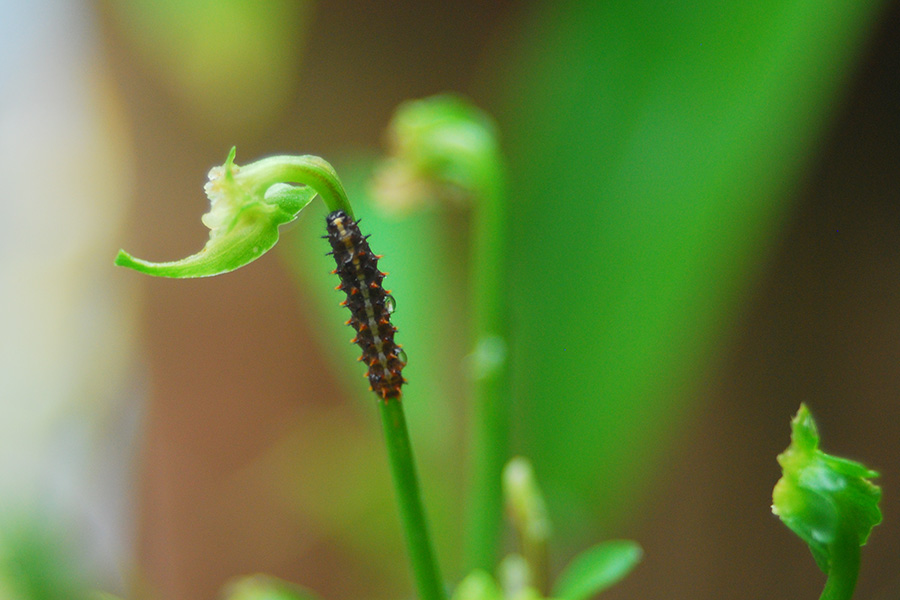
[772,404,881,599]
[371,94,503,214]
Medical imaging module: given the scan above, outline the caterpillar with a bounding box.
[325,210,406,400]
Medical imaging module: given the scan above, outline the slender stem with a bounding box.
[464,162,509,571]
[379,399,445,600]
[238,154,355,218]
[819,529,860,600]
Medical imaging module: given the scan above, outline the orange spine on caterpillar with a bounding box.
[325,210,406,400]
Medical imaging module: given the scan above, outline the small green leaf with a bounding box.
[552,540,642,600]
[772,404,882,599]
[452,570,504,600]
[115,148,326,278]
[221,574,322,600]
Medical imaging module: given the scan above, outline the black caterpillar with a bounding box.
[325,210,406,400]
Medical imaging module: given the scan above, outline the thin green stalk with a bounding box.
[379,399,445,600]
[464,159,509,571]
[237,154,354,217]
[819,529,860,600]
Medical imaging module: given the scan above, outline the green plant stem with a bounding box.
[239,154,355,218]
[464,162,509,571]
[379,399,445,600]
[819,529,860,600]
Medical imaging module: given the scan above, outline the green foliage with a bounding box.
[452,457,641,600]
[452,570,503,600]
[551,541,643,600]
[0,522,87,600]
[372,94,503,213]
[115,148,343,278]
[222,574,323,600]
[105,0,312,132]
[491,0,888,536]
[773,404,882,600]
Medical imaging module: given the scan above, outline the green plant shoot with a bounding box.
[115,147,349,277]
[772,404,882,600]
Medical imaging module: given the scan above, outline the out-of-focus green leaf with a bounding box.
[451,570,504,600]
[371,94,503,214]
[502,457,550,591]
[222,574,322,600]
[552,540,642,600]
[498,554,534,600]
[503,457,551,549]
[489,0,887,536]
[772,404,881,599]
[104,0,312,132]
[0,521,87,600]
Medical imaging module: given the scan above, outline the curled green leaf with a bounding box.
[772,404,882,600]
[115,148,348,278]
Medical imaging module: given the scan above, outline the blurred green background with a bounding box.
[1,1,898,599]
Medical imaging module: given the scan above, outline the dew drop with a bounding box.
[384,294,397,314]
[396,348,408,365]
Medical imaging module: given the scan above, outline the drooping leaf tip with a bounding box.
[114,249,147,272]
[114,249,130,266]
